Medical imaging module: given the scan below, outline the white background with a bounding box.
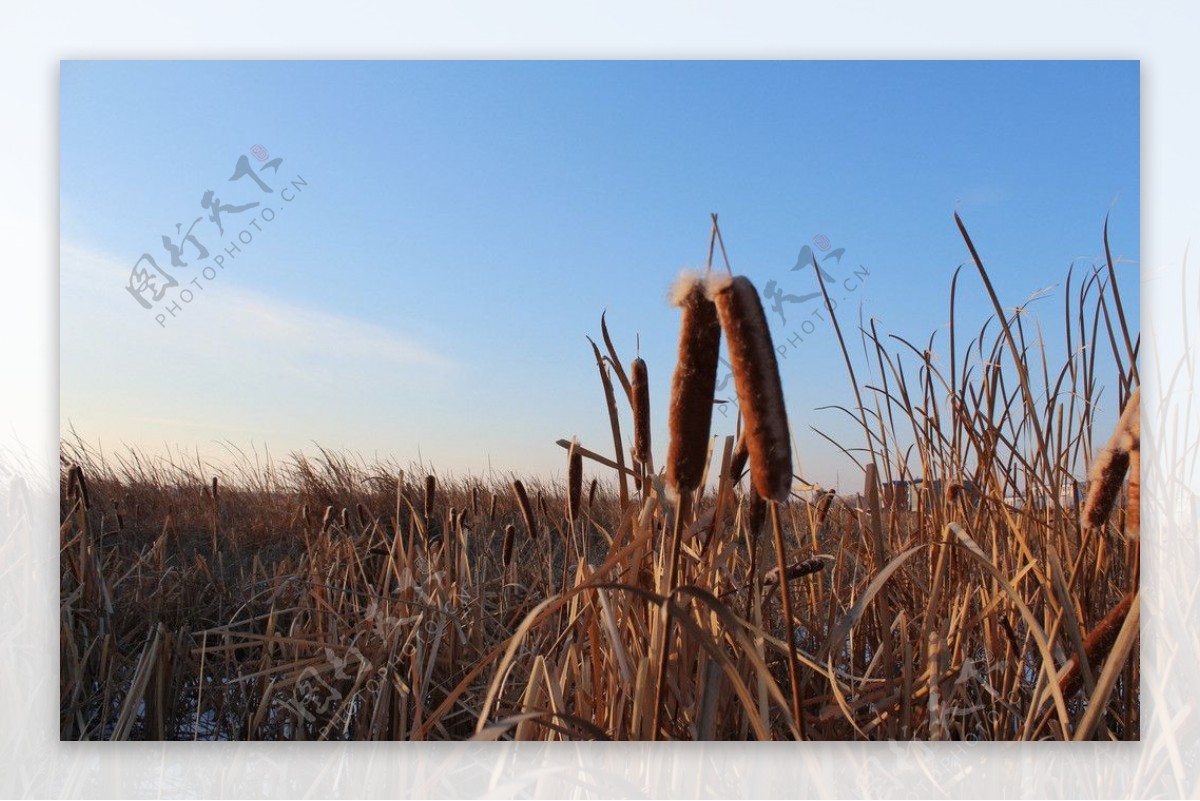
[3,2,1196,797]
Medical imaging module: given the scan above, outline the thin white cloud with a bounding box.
[60,243,459,453]
[60,242,454,373]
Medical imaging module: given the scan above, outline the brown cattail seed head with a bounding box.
[502,524,516,568]
[748,492,767,537]
[424,475,437,520]
[1081,390,1140,532]
[588,478,598,510]
[708,274,793,502]
[814,490,835,529]
[512,479,538,540]
[631,358,652,465]
[764,557,826,587]
[666,272,722,494]
[1059,591,1135,698]
[728,432,750,482]
[68,464,91,509]
[567,439,583,522]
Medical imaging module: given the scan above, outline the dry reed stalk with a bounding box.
[568,440,583,524]
[588,337,630,508]
[424,475,437,520]
[707,274,792,502]
[1080,390,1140,531]
[631,358,652,464]
[666,272,722,494]
[512,479,538,541]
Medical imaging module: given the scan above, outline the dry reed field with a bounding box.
[59,216,1139,741]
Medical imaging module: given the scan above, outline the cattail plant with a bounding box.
[652,271,722,739]
[707,272,802,733]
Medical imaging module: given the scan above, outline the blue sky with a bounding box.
[59,61,1139,490]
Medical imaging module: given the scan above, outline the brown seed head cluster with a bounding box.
[1081,390,1140,532]
[631,357,652,465]
[666,272,722,494]
[512,479,538,540]
[502,523,516,568]
[707,274,793,502]
[424,474,437,520]
[567,439,583,522]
